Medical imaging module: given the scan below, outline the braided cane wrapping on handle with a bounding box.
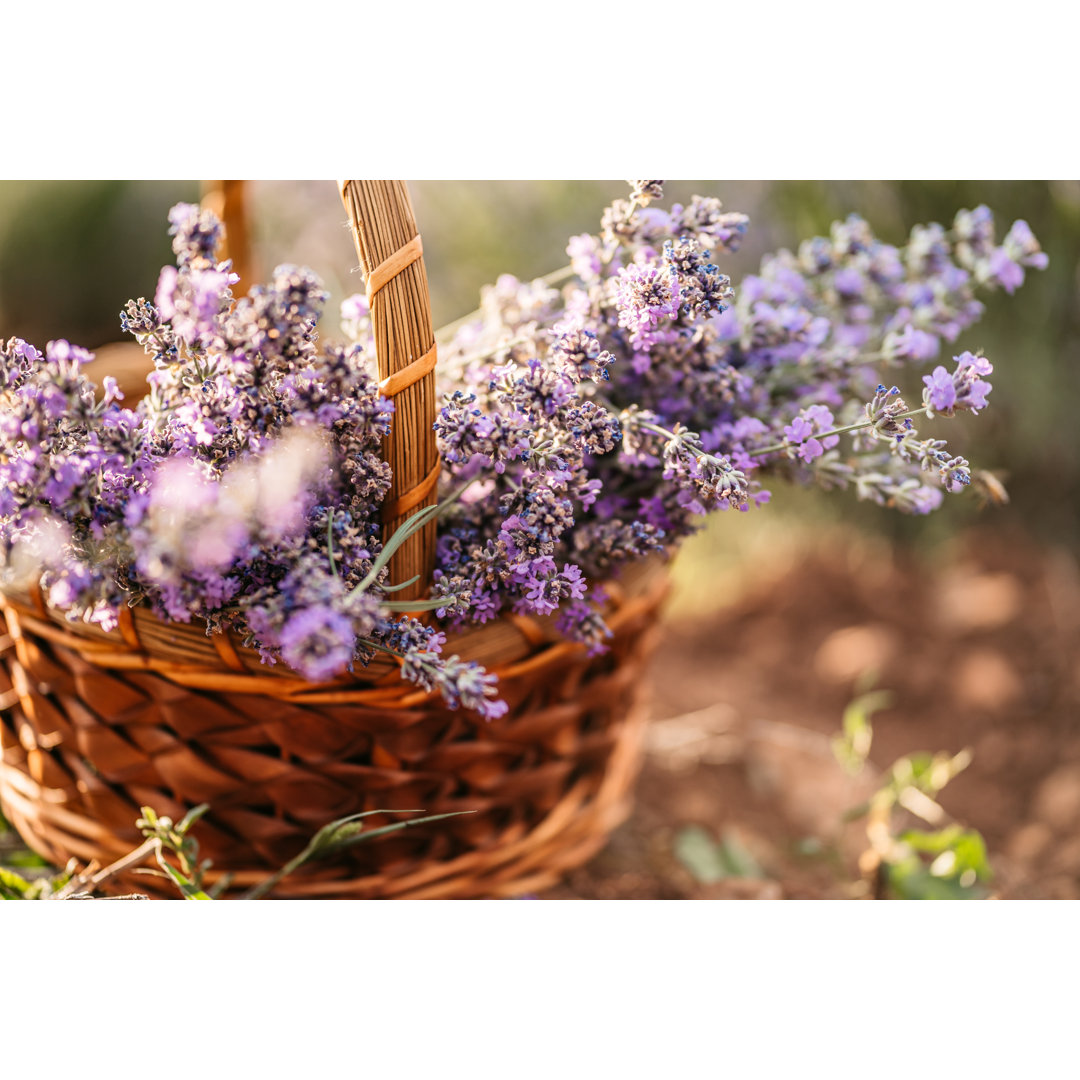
[339,181,440,604]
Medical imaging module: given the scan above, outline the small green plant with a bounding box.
[835,689,992,900]
[0,804,470,900]
[0,808,75,898]
[132,804,215,898]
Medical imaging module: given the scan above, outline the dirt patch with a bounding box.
[540,527,1080,899]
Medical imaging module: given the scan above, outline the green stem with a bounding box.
[326,508,337,579]
[629,418,719,464]
[748,407,929,458]
[361,638,441,683]
[639,420,700,454]
[453,333,534,369]
[242,846,315,901]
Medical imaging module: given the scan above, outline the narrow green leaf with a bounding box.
[327,508,337,578]
[308,809,420,853]
[379,575,421,594]
[380,597,456,613]
[673,825,729,884]
[161,861,212,900]
[318,811,473,855]
[717,829,766,880]
[242,809,473,898]
[352,483,471,596]
[177,803,211,835]
[833,689,892,775]
[356,504,443,589]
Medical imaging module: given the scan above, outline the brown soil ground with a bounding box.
[539,526,1080,899]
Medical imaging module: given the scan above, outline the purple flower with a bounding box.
[102,376,124,406]
[45,339,93,369]
[784,418,823,463]
[663,237,733,319]
[922,366,956,414]
[922,352,993,417]
[803,406,839,449]
[953,205,996,264]
[555,599,612,656]
[567,234,603,280]
[279,607,356,682]
[43,457,89,505]
[155,266,179,319]
[833,267,866,299]
[1003,219,1049,270]
[987,247,1025,294]
[167,203,223,265]
[883,324,940,362]
[340,293,369,322]
[909,486,944,514]
[783,407,836,463]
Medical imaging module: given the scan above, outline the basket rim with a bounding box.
[0,556,668,706]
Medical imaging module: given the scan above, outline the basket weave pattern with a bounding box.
[0,563,665,898]
[0,181,669,898]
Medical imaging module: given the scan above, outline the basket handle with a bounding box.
[338,180,440,603]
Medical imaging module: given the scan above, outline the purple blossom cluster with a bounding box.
[0,205,506,719]
[432,183,1046,645]
[0,185,1048,718]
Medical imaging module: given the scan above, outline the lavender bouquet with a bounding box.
[0,184,1046,719]
[426,184,1045,647]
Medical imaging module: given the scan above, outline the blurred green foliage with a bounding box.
[0,180,197,347]
[674,824,767,884]
[2,179,1075,548]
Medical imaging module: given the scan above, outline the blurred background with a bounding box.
[1,179,1078,898]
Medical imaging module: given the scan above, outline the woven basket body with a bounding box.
[0,181,668,898]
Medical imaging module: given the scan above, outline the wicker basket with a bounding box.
[0,181,669,898]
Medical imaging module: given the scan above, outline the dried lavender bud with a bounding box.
[663,237,734,319]
[864,385,915,440]
[551,327,613,383]
[555,599,612,656]
[167,203,223,267]
[670,196,750,254]
[629,180,665,204]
